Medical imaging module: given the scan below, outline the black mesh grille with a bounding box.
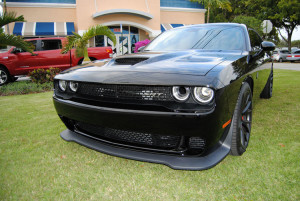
[75,122,180,149]
[77,83,172,102]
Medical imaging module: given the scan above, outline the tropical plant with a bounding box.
[189,0,232,23]
[61,25,116,62]
[0,11,34,53]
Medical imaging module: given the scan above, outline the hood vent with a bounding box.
[115,57,149,65]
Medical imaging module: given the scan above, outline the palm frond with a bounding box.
[0,33,34,53]
[61,34,82,54]
[0,11,25,28]
[82,25,116,46]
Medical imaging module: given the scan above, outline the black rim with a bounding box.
[239,89,252,149]
[0,69,8,84]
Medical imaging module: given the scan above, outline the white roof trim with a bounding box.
[160,7,206,13]
[0,2,76,8]
[93,9,153,20]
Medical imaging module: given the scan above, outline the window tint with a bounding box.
[248,29,262,51]
[294,50,300,54]
[145,26,245,51]
[41,40,62,51]
[280,50,290,54]
[95,35,104,47]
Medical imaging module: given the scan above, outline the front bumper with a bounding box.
[53,96,232,170]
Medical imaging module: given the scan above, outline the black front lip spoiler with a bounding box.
[60,121,233,170]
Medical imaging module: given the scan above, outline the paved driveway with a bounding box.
[273,62,300,71]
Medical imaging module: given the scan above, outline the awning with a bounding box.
[160,24,186,32]
[13,22,75,36]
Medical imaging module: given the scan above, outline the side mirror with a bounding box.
[138,46,145,52]
[11,48,22,54]
[261,41,275,51]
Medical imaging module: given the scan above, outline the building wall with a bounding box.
[160,10,205,24]
[7,7,77,34]
[76,0,161,37]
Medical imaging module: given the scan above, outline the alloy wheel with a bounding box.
[0,69,8,84]
[239,91,252,150]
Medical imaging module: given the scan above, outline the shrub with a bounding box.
[28,68,61,84]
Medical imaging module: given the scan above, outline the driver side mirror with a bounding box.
[11,48,22,54]
[261,41,276,51]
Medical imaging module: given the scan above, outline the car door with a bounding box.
[7,40,41,75]
[248,29,267,100]
[37,39,70,71]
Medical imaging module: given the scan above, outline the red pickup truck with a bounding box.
[0,37,113,85]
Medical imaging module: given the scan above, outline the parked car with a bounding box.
[53,23,275,170]
[271,49,290,62]
[0,37,113,85]
[286,49,300,62]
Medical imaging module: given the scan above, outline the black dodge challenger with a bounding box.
[53,23,275,170]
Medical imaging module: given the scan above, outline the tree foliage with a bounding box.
[62,25,116,61]
[0,11,33,53]
[189,0,232,23]
[232,16,263,35]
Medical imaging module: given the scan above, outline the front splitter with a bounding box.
[60,126,232,170]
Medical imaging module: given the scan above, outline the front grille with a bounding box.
[77,83,172,102]
[75,121,181,149]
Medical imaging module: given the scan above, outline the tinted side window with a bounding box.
[248,29,262,51]
[41,40,62,51]
[28,40,37,51]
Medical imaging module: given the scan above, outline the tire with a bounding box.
[279,58,283,62]
[11,76,18,82]
[261,71,273,99]
[0,67,11,86]
[230,82,253,156]
[78,58,84,65]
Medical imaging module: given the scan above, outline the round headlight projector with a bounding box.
[193,87,214,103]
[69,81,79,92]
[58,80,67,91]
[172,86,190,101]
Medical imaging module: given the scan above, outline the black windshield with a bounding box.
[145,26,245,51]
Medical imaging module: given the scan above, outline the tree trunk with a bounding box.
[207,7,210,23]
[4,0,10,34]
[83,47,90,62]
[287,33,292,52]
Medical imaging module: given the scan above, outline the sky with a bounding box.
[279,26,300,41]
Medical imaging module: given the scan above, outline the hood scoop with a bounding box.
[115,57,149,65]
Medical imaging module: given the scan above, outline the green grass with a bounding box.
[0,70,299,200]
[0,81,53,96]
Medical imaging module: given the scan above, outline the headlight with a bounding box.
[193,87,214,103]
[58,80,67,91]
[69,81,78,92]
[172,86,190,101]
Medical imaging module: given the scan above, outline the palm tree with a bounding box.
[61,25,116,62]
[190,0,232,23]
[0,11,34,53]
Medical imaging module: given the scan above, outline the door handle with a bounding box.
[31,53,38,56]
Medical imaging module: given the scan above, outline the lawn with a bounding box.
[0,69,299,200]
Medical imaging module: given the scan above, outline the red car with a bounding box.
[0,37,113,85]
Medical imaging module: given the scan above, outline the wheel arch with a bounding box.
[243,76,254,95]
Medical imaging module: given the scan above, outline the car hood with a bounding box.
[56,50,244,87]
